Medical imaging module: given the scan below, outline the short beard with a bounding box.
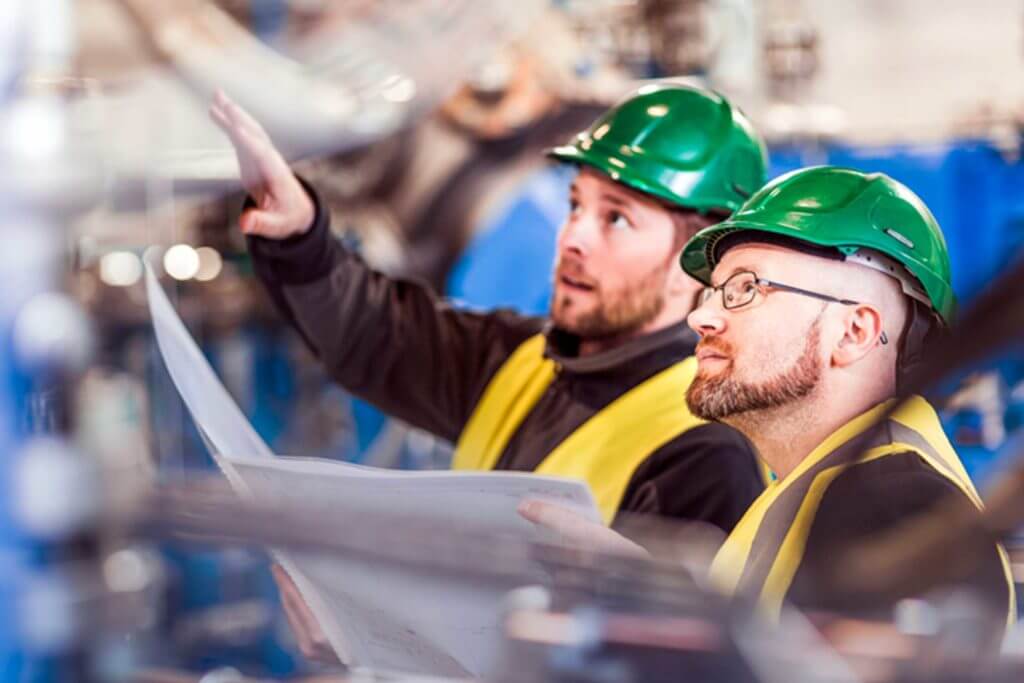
[550,261,669,340]
[686,319,823,421]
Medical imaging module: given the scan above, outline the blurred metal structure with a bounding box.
[89,0,546,211]
[559,0,715,78]
[134,465,1024,683]
[762,19,819,100]
[0,1,108,680]
[1,3,182,681]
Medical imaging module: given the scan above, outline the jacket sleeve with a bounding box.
[615,422,765,534]
[247,178,544,442]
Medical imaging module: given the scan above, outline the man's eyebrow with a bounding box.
[599,192,631,207]
[569,188,636,211]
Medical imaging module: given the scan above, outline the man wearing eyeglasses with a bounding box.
[523,165,1015,635]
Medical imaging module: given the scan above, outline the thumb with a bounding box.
[517,499,546,524]
[518,500,581,534]
[240,208,295,238]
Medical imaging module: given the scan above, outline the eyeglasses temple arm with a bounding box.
[758,279,860,306]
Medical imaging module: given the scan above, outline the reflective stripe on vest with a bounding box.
[452,334,707,524]
[710,396,1016,626]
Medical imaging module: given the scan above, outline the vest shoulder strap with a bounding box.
[452,334,555,471]
[755,398,1015,626]
[536,357,705,524]
[454,335,709,524]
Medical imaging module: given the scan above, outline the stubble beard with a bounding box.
[551,261,670,340]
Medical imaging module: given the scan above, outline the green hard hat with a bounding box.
[548,83,768,214]
[680,166,956,324]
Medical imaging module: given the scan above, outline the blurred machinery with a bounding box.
[3,1,1024,681]
[0,2,166,681]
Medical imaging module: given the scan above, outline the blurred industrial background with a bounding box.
[3,1,1024,681]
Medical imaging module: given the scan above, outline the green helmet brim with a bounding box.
[548,144,741,215]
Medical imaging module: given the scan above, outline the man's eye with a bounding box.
[609,211,633,231]
[568,198,581,214]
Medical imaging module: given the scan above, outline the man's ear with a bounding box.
[832,304,886,367]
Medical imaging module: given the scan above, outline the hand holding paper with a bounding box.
[519,499,648,558]
[271,564,339,665]
[145,267,601,677]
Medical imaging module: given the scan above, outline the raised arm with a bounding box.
[211,92,543,440]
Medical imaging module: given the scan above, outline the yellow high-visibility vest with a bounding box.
[710,395,1016,627]
[452,334,707,524]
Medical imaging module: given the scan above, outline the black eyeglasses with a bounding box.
[700,270,889,344]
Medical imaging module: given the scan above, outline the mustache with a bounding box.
[696,337,734,357]
[554,260,599,288]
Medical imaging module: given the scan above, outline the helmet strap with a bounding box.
[895,299,945,394]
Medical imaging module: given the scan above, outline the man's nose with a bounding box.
[688,295,727,337]
[557,215,598,258]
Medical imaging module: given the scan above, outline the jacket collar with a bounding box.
[544,321,698,375]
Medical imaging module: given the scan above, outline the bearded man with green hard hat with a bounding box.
[523,165,1015,641]
[212,83,772,658]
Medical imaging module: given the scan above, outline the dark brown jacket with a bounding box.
[247,183,764,532]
